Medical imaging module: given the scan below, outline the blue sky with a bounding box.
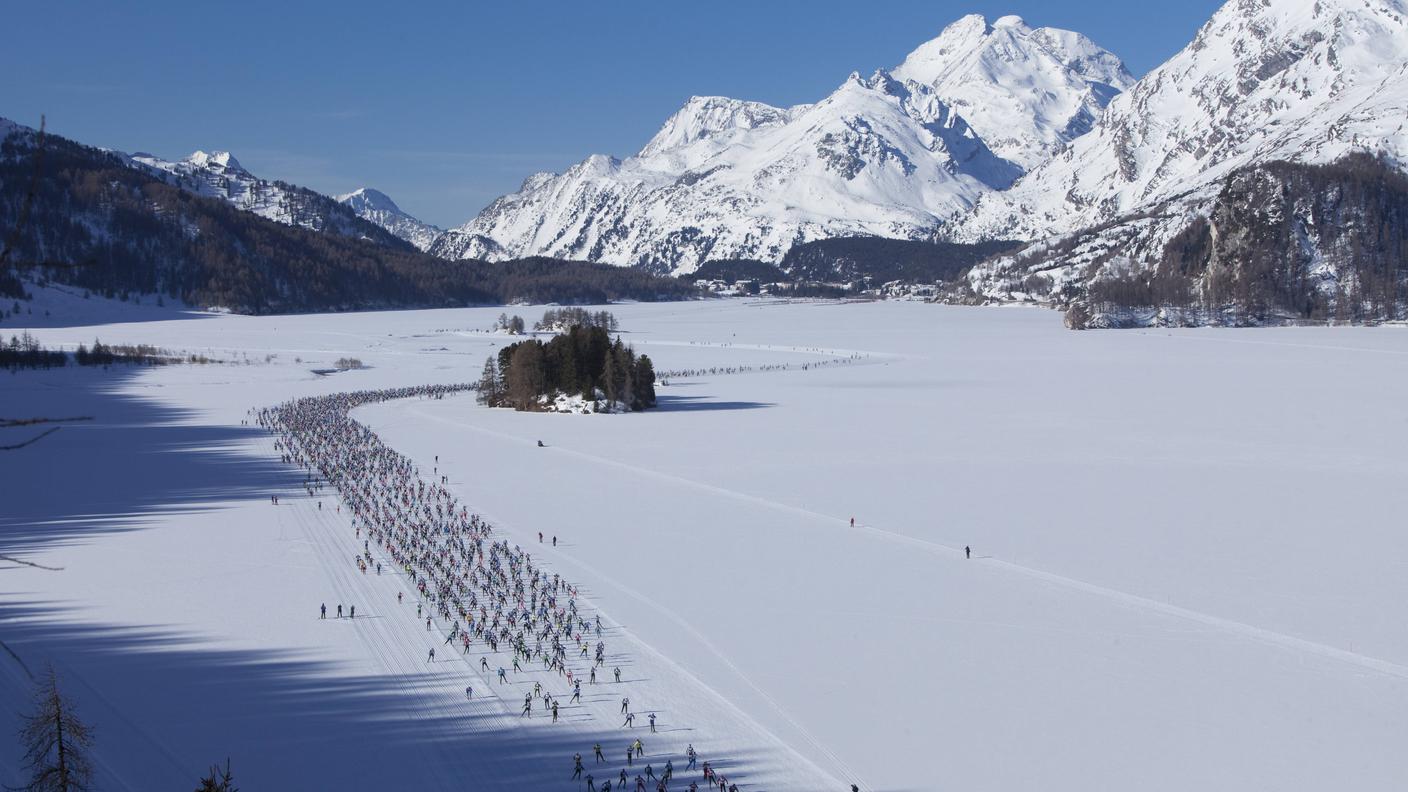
[2,0,1224,228]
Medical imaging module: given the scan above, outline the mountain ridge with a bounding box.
[440,14,1134,273]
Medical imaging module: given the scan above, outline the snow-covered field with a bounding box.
[3,298,1406,791]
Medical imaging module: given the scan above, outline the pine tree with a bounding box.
[194,759,237,792]
[17,669,95,792]
[632,354,657,409]
[476,356,502,406]
[504,342,546,410]
[601,349,620,404]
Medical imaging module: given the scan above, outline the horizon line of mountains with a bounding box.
[3,0,1407,326]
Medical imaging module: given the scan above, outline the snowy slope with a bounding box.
[337,187,444,251]
[442,16,1131,273]
[960,0,1408,244]
[127,149,408,247]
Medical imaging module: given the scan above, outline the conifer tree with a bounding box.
[194,759,237,792]
[476,356,502,406]
[505,342,546,410]
[632,354,657,408]
[17,668,94,792]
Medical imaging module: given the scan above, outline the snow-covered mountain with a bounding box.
[128,150,407,247]
[892,14,1134,169]
[337,187,444,251]
[441,15,1132,273]
[960,0,1408,312]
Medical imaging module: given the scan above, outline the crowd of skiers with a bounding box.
[259,383,610,691]
[257,383,811,791]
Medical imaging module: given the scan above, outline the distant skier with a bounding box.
[320,603,326,619]
[621,697,630,713]
[465,685,472,700]
[349,604,355,618]
[965,545,971,559]
[427,647,435,663]
[337,604,343,618]
[538,440,545,447]
[615,666,622,683]
[594,743,605,763]
[648,712,656,733]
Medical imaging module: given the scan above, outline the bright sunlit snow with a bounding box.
[3,299,1406,791]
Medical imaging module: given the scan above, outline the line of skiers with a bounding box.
[571,742,750,792]
[259,383,613,697]
[258,385,799,792]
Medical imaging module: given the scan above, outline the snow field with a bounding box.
[2,298,1406,790]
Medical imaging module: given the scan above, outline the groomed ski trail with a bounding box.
[401,399,1408,683]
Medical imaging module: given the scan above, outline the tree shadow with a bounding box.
[653,395,773,413]
[0,367,799,790]
[0,366,298,554]
[0,597,720,790]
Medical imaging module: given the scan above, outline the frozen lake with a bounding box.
[4,297,1405,790]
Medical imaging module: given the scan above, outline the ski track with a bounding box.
[380,428,872,787]
[256,419,846,790]
[402,400,1408,683]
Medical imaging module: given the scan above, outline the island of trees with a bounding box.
[477,324,656,412]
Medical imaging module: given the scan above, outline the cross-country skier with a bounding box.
[320,603,326,619]
[649,712,656,733]
[965,545,971,559]
[427,647,435,662]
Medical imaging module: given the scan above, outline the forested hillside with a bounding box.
[0,123,697,313]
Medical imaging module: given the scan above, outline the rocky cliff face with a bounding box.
[960,0,1408,325]
[970,154,1408,327]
